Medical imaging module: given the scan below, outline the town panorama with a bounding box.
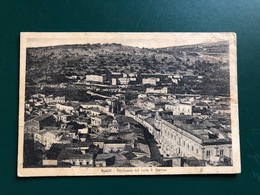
[23,41,232,168]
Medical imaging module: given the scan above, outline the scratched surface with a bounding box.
[1,0,260,194]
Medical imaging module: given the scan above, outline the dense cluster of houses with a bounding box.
[125,93,232,166]
[24,71,232,168]
[24,91,163,167]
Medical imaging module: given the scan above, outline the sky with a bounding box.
[23,32,235,48]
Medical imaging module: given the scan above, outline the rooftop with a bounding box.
[195,102,209,107]
[46,143,64,159]
[57,148,93,160]
[161,116,230,144]
[58,102,79,108]
[96,154,115,160]
[34,113,53,121]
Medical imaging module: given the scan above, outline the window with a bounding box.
[196,149,198,154]
[220,150,224,156]
[192,146,194,151]
[206,151,211,157]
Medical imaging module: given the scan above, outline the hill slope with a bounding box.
[25,41,230,95]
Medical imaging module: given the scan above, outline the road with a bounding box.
[139,124,162,162]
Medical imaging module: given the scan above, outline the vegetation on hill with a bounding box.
[26,41,230,96]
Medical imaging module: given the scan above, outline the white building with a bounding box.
[56,103,78,114]
[112,78,117,85]
[80,102,110,113]
[118,78,130,85]
[86,75,104,83]
[103,143,127,153]
[146,87,168,94]
[165,103,193,115]
[156,114,232,164]
[44,95,66,104]
[117,77,136,85]
[142,78,160,85]
[34,130,69,150]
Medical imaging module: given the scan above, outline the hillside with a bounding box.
[25,41,230,95]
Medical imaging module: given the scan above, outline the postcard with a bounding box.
[18,32,240,176]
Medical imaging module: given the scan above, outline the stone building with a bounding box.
[156,112,232,164]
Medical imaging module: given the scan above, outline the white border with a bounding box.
[18,32,240,177]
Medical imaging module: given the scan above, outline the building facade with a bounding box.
[157,115,232,164]
[86,75,104,83]
[146,87,168,94]
[165,103,193,115]
[142,78,160,85]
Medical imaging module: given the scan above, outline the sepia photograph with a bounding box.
[18,32,240,176]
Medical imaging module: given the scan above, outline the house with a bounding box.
[56,102,79,114]
[112,78,117,85]
[137,111,152,120]
[80,102,110,114]
[135,143,151,157]
[75,116,90,126]
[44,95,66,104]
[90,108,101,117]
[64,125,76,137]
[125,106,142,117]
[161,157,183,167]
[118,122,131,132]
[193,102,209,110]
[79,134,88,142]
[144,100,164,110]
[78,127,89,135]
[59,114,73,123]
[90,114,113,129]
[165,103,192,115]
[142,77,160,85]
[31,93,45,99]
[214,106,230,115]
[95,154,116,167]
[118,77,131,85]
[192,106,211,119]
[66,141,93,154]
[57,148,94,166]
[86,75,104,83]
[92,141,105,149]
[146,87,168,94]
[34,130,71,150]
[183,157,205,167]
[42,143,64,166]
[103,140,127,153]
[25,113,56,132]
[130,156,161,167]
